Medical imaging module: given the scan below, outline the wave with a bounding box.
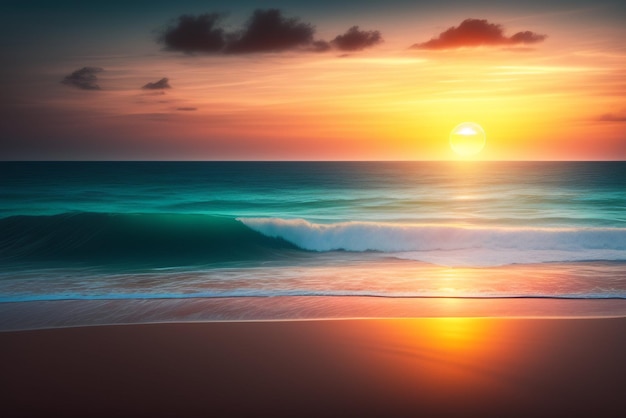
[240,218,626,266]
[0,213,298,267]
[2,213,625,268]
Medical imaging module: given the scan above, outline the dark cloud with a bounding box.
[598,113,626,122]
[159,9,383,55]
[412,19,547,50]
[177,107,197,111]
[161,13,225,53]
[331,26,383,51]
[226,9,314,53]
[142,78,171,90]
[61,67,103,90]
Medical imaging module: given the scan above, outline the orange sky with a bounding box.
[1,1,625,160]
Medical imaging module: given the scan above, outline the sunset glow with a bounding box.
[1,1,625,161]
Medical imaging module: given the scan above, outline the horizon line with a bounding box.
[2,159,625,163]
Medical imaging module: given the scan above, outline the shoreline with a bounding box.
[2,296,626,332]
[2,317,625,417]
[4,313,626,334]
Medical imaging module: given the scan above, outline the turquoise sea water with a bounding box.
[1,162,625,328]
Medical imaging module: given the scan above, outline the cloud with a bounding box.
[412,19,547,50]
[331,26,383,51]
[142,78,171,90]
[598,113,626,122]
[161,13,225,53]
[61,67,103,90]
[509,31,546,44]
[159,9,383,55]
[226,9,314,53]
[177,107,197,111]
[311,40,332,53]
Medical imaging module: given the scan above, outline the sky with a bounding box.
[1,0,625,160]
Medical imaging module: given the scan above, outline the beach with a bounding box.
[2,162,625,417]
[2,317,625,418]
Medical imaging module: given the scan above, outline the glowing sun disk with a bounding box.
[450,122,486,157]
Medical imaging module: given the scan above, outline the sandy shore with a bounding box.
[1,317,625,417]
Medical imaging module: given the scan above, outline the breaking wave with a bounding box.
[2,213,625,268]
[240,218,626,266]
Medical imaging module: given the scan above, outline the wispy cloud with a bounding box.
[61,67,103,90]
[142,78,171,90]
[597,113,626,122]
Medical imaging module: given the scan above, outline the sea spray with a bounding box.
[240,218,626,265]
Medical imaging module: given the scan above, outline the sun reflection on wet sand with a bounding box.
[1,317,625,417]
[332,317,626,417]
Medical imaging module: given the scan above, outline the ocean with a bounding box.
[1,161,625,329]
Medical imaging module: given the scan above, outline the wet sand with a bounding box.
[1,317,625,417]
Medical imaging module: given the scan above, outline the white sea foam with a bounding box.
[239,218,626,267]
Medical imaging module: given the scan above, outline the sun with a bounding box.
[449,122,486,157]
